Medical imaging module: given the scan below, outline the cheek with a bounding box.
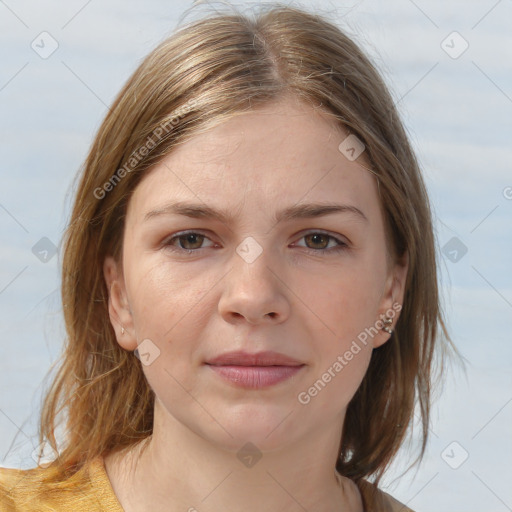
[296,258,385,342]
[291,253,385,404]
[123,261,216,389]
[320,348,373,406]
[127,259,213,338]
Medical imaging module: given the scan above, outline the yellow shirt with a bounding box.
[0,457,413,511]
[0,457,123,512]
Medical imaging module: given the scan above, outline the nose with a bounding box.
[218,242,290,325]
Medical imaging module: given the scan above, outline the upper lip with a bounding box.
[205,350,303,367]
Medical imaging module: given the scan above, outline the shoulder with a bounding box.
[0,465,20,512]
[0,457,123,512]
[358,479,415,512]
[380,488,415,512]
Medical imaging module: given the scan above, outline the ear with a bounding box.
[103,255,138,351]
[372,251,409,349]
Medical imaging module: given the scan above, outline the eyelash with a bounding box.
[162,230,348,256]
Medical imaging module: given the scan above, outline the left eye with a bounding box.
[295,232,346,251]
[296,233,343,249]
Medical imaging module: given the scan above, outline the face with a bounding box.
[104,95,407,454]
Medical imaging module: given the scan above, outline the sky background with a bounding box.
[0,1,511,511]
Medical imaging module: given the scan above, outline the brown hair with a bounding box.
[32,3,450,508]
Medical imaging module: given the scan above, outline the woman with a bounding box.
[0,4,450,511]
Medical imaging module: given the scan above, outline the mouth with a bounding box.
[204,350,305,389]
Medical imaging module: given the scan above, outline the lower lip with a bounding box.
[206,364,304,389]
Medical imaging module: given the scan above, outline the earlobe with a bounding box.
[103,256,138,351]
[373,251,409,349]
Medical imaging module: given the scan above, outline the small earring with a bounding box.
[382,317,393,334]
[121,326,125,335]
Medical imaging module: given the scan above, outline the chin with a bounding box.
[204,401,303,453]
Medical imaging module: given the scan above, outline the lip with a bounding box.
[205,350,303,367]
[205,350,305,389]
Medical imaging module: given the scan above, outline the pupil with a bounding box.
[181,233,202,249]
[309,234,326,248]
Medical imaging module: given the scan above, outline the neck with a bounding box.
[104,399,363,512]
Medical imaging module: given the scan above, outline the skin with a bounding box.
[103,95,408,512]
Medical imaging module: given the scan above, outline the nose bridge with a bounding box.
[230,234,276,292]
[235,235,266,266]
[218,234,289,323]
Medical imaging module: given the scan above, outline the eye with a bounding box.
[163,231,215,252]
[294,232,348,254]
[162,230,348,256]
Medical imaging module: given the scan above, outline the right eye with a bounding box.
[163,231,216,253]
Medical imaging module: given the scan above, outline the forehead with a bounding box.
[127,97,381,224]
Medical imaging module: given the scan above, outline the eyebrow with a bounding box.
[143,201,368,225]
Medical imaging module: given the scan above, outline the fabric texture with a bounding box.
[0,457,123,512]
[1,457,413,511]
